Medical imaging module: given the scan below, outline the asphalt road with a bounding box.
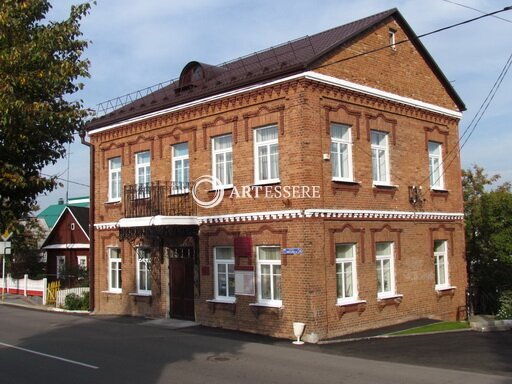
[0,305,510,384]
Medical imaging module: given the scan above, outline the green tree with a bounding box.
[463,165,512,314]
[0,0,93,227]
[9,217,47,279]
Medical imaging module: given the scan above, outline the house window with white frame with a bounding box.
[428,141,444,189]
[214,247,235,302]
[434,240,449,289]
[136,247,151,295]
[56,255,65,279]
[135,151,151,198]
[257,246,282,306]
[77,255,87,271]
[331,123,353,181]
[389,28,397,50]
[212,135,233,188]
[336,243,358,304]
[108,247,122,293]
[254,125,279,184]
[108,157,121,202]
[172,143,189,194]
[376,242,395,298]
[371,131,390,185]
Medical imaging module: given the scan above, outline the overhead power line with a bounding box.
[41,173,89,188]
[441,0,512,24]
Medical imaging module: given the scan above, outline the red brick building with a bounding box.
[86,9,467,341]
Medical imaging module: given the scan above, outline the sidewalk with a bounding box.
[0,293,45,308]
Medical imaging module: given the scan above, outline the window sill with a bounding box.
[436,286,456,298]
[208,186,233,193]
[331,180,361,193]
[249,302,284,318]
[335,300,367,318]
[169,191,190,196]
[105,200,121,205]
[129,292,152,297]
[207,299,237,314]
[332,179,360,185]
[101,290,122,295]
[249,302,283,309]
[430,188,448,193]
[336,299,367,307]
[373,183,398,189]
[377,294,403,301]
[206,299,236,304]
[251,180,280,187]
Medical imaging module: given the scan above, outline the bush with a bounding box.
[64,292,89,310]
[496,290,512,320]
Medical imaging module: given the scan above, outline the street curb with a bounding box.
[318,328,473,344]
[0,301,90,315]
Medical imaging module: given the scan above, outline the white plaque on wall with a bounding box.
[235,270,255,296]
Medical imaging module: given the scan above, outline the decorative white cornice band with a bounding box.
[89,71,461,136]
[304,209,464,221]
[42,244,90,250]
[93,209,463,230]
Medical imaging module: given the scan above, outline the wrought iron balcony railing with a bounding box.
[124,182,196,218]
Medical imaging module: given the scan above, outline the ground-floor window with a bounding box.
[257,246,282,306]
[376,242,395,298]
[108,247,122,293]
[214,247,235,301]
[136,247,151,295]
[434,240,449,289]
[336,243,358,303]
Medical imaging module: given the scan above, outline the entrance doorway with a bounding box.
[168,247,195,320]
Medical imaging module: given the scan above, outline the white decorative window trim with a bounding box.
[304,209,464,221]
[94,222,119,230]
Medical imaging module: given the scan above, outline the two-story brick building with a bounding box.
[85,8,467,341]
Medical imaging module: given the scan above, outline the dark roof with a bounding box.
[67,206,90,235]
[87,8,464,131]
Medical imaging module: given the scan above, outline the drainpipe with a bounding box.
[79,129,95,312]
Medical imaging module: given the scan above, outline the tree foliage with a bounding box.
[0,0,93,227]
[463,165,512,314]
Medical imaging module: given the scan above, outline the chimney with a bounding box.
[58,198,64,205]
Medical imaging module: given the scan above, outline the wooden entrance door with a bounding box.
[169,247,195,320]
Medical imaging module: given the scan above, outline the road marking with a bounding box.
[0,342,99,369]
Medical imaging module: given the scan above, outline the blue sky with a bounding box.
[38,0,512,210]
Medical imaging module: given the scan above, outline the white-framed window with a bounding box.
[376,242,395,298]
[136,247,151,295]
[336,243,358,303]
[108,157,121,202]
[254,125,279,184]
[77,255,87,271]
[172,143,189,194]
[108,247,122,293]
[56,255,65,279]
[212,135,233,188]
[135,151,151,198]
[428,141,444,189]
[389,28,397,50]
[371,131,390,185]
[257,246,282,306]
[434,240,449,289]
[331,123,353,181]
[214,247,235,302]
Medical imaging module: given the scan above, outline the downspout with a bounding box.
[79,129,95,312]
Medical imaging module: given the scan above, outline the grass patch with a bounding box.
[390,321,470,335]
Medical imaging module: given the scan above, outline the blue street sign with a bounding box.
[281,248,303,255]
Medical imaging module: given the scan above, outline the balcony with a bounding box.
[124,182,197,218]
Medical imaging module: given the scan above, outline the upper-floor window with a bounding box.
[212,135,233,188]
[376,242,395,299]
[428,141,444,189]
[434,240,449,290]
[136,247,151,295]
[135,151,151,198]
[331,123,353,181]
[371,131,390,185]
[108,247,122,293]
[257,246,282,306]
[108,157,121,202]
[254,125,279,184]
[214,246,235,302]
[172,143,189,194]
[336,243,358,304]
[389,28,397,50]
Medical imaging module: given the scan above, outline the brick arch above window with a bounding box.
[157,125,197,158]
[328,224,366,264]
[365,112,397,145]
[242,104,285,141]
[202,116,238,149]
[323,103,362,139]
[424,125,449,152]
[370,224,403,260]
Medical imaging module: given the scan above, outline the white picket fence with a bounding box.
[0,274,47,303]
[56,287,90,308]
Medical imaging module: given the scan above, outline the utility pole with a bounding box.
[1,230,13,301]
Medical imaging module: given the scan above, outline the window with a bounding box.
[336,244,358,303]
[331,124,353,181]
[56,255,65,279]
[77,255,87,271]
[212,135,233,188]
[376,242,395,298]
[254,125,279,184]
[136,248,151,295]
[135,151,150,198]
[257,246,282,306]
[214,247,235,301]
[108,157,121,201]
[429,141,444,189]
[434,240,449,289]
[371,131,390,185]
[172,143,189,194]
[389,28,397,50]
[108,247,122,293]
